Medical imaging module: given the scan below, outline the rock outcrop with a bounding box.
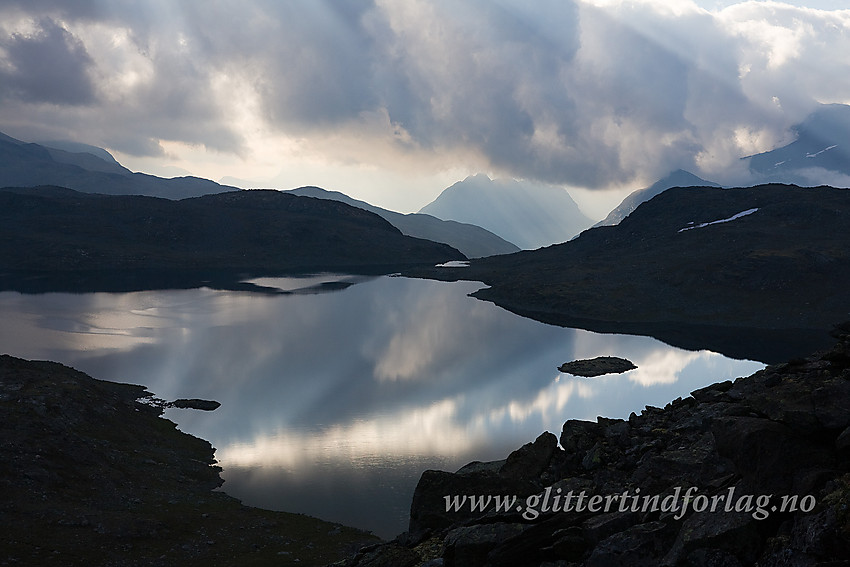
[335,323,850,566]
[0,355,377,566]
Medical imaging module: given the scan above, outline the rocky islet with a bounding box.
[557,357,637,377]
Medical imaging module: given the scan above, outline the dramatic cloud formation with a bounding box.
[0,0,848,208]
[0,17,96,105]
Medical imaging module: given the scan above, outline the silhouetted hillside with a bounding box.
[413,184,850,362]
[0,186,465,291]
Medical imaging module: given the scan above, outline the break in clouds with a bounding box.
[0,0,849,189]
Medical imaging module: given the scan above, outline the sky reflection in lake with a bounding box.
[0,275,764,537]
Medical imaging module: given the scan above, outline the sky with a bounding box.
[1,1,849,216]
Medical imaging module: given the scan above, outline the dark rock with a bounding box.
[168,398,221,411]
[560,420,604,455]
[582,511,641,544]
[684,548,744,566]
[443,523,526,567]
[664,511,761,565]
[711,416,828,493]
[602,419,631,445]
[691,380,734,401]
[586,521,671,567]
[830,322,850,341]
[456,460,505,475]
[756,535,819,567]
[812,383,850,429]
[486,517,589,566]
[500,431,558,481]
[835,427,850,456]
[581,442,606,471]
[350,543,421,567]
[546,526,589,561]
[549,476,597,499]
[632,432,730,492]
[558,356,637,377]
[791,508,841,558]
[793,468,836,499]
[408,469,537,534]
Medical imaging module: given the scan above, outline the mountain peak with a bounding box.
[420,175,593,249]
[746,103,850,184]
[596,169,719,227]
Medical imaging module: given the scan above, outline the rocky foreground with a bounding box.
[0,355,378,566]
[338,324,850,566]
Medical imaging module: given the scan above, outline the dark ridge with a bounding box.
[0,186,465,293]
[407,184,850,363]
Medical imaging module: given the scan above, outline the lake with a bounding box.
[0,274,765,538]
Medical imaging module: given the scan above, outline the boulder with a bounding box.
[443,523,527,567]
[586,522,671,567]
[499,431,559,481]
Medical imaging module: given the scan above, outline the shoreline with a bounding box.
[338,323,850,565]
[0,354,379,566]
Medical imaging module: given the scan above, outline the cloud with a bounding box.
[0,17,96,105]
[0,1,848,189]
[0,0,101,21]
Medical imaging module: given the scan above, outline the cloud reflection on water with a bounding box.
[0,275,765,538]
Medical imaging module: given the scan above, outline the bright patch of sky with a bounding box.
[695,0,847,9]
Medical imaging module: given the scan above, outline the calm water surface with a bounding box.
[0,275,764,537]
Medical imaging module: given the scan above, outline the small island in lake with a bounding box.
[558,356,637,377]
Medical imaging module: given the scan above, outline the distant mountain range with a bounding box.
[419,174,594,249]
[595,170,720,227]
[414,184,850,362]
[0,132,235,200]
[745,104,850,183]
[287,186,518,258]
[0,132,522,257]
[0,186,464,292]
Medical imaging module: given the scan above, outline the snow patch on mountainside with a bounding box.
[678,208,759,233]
